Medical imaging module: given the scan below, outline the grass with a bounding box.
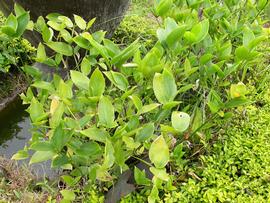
[113,0,158,49]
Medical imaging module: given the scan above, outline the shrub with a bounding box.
[0,12,34,73]
[5,0,269,202]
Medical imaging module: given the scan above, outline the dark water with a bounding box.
[0,97,31,158]
[0,97,58,178]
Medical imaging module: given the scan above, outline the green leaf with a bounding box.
[153,69,177,104]
[89,69,105,97]
[70,70,90,90]
[46,41,73,56]
[58,16,73,28]
[80,127,109,143]
[2,14,17,36]
[150,167,169,181]
[243,26,255,47]
[155,0,173,17]
[28,98,45,123]
[230,82,247,98]
[30,142,54,151]
[76,142,101,157]
[148,186,159,203]
[42,25,53,42]
[102,139,115,169]
[111,39,140,66]
[134,166,151,186]
[37,43,47,62]
[136,123,154,142]
[81,57,91,76]
[74,14,86,30]
[225,97,251,108]
[60,190,76,201]
[32,81,54,92]
[149,135,169,168]
[73,35,91,49]
[14,3,26,16]
[235,46,250,60]
[184,19,209,43]
[98,96,115,128]
[171,111,190,133]
[11,150,29,160]
[15,12,30,37]
[30,151,55,164]
[51,124,66,152]
[104,71,129,91]
[138,103,161,115]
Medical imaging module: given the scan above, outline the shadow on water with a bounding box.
[0,97,31,157]
[0,97,58,179]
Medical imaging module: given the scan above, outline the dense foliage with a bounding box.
[1,0,269,202]
[0,12,34,73]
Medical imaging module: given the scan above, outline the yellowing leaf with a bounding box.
[149,136,169,168]
[50,96,60,115]
[171,112,190,132]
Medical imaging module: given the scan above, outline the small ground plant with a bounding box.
[3,0,269,202]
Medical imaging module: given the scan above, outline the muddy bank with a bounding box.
[0,72,28,112]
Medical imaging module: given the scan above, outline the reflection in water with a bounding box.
[0,97,58,179]
[0,97,31,158]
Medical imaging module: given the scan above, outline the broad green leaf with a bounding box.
[28,98,45,123]
[153,68,177,104]
[111,39,140,66]
[148,185,159,203]
[74,14,86,30]
[15,12,30,37]
[76,142,101,157]
[46,41,73,56]
[58,80,73,99]
[42,25,53,42]
[89,69,105,97]
[60,190,76,201]
[37,43,47,62]
[155,0,173,17]
[51,124,66,151]
[171,111,190,132]
[136,123,154,142]
[98,96,115,128]
[103,139,115,169]
[50,102,65,128]
[104,71,129,91]
[150,167,169,181]
[80,127,109,143]
[60,29,72,43]
[32,81,54,92]
[81,57,91,76]
[243,26,255,47]
[184,19,209,43]
[138,103,160,115]
[70,70,90,90]
[134,167,151,186]
[30,142,54,151]
[149,135,169,168]
[230,82,247,98]
[30,151,55,164]
[58,16,73,28]
[235,46,250,60]
[225,97,250,108]
[129,95,143,110]
[73,35,91,49]
[14,3,26,16]
[86,18,96,30]
[11,150,29,160]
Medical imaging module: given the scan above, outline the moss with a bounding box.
[113,0,158,50]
